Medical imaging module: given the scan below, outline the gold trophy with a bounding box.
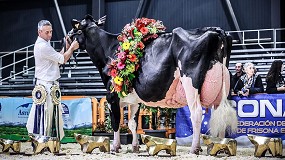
[0,138,21,153]
[140,134,176,156]
[247,134,282,157]
[201,134,237,156]
[74,133,110,153]
[29,134,60,154]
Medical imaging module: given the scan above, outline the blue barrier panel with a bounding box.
[0,97,92,141]
[175,94,285,146]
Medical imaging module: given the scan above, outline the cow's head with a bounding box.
[67,14,106,50]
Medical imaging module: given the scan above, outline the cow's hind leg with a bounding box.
[180,76,203,155]
[128,104,140,153]
[189,102,203,154]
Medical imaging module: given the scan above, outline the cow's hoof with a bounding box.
[111,145,122,153]
[191,147,203,155]
[132,145,140,153]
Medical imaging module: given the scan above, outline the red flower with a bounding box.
[140,27,149,35]
[117,34,127,42]
[109,69,117,77]
[143,34,158,42]
[127,54,137,62]
[137,41,145,50]
[135,19,145,30]
[114,85,122,92]
[141,17,153,25]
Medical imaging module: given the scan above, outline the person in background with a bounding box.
[266,60,285,93]
[26,20,79,141]
[234,62,264,96]
[231,63,245,92]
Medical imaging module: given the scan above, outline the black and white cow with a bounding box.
[68,15,237,154]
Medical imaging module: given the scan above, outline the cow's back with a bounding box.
[134,27,219,102]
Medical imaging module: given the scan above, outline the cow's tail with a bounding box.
[209,82,238,137]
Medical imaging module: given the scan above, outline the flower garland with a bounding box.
[108,18,166,98]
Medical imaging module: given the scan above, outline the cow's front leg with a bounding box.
[107,93,121,153]
[128,104,140,153]
[180,75,203,154]
[113,131,121,153]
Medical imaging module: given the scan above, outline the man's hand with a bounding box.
[63,38,79,64]
[65,36,72,50]
[69,38,79,51]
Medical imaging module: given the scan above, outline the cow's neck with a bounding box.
[85,27,119,86]
[86,27,117,66]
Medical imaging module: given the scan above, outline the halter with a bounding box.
[67,29,83,45]
[59,29,83,72]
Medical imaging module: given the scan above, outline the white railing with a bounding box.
[0,41,60,83]
[227,28,285,49]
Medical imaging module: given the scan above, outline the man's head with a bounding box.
[235,63,243,73]
[38,20,52,41]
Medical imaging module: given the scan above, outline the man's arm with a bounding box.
[60,38,79,64]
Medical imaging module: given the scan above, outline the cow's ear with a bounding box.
[85,14,95,22]
[71,19,80,29]
[96,15,106,26]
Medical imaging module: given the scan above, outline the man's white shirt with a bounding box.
[34,36,64,81]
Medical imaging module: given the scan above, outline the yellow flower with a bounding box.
[114,76,123,86]
[122,42,130,50]
[122,91,127,97]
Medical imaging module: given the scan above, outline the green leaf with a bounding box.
[123,84,128,91]
[128,74,135,81]
[118,92,123,98]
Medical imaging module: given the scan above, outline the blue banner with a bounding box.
[176,94,285,145]
[0,97,92,129]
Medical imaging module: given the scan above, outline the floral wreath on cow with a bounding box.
[108,18,166,98]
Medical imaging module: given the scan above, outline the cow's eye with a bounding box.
[77,30,82,34]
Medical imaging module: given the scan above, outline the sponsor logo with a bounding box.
[16,103,32,118]
[230,99,285,118]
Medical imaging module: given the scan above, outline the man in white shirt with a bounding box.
[26,20,79,141]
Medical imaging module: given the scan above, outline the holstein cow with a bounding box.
[67,14,237,154]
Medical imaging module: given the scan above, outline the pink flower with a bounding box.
[117,61,125,70]
[118,52,126,60]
